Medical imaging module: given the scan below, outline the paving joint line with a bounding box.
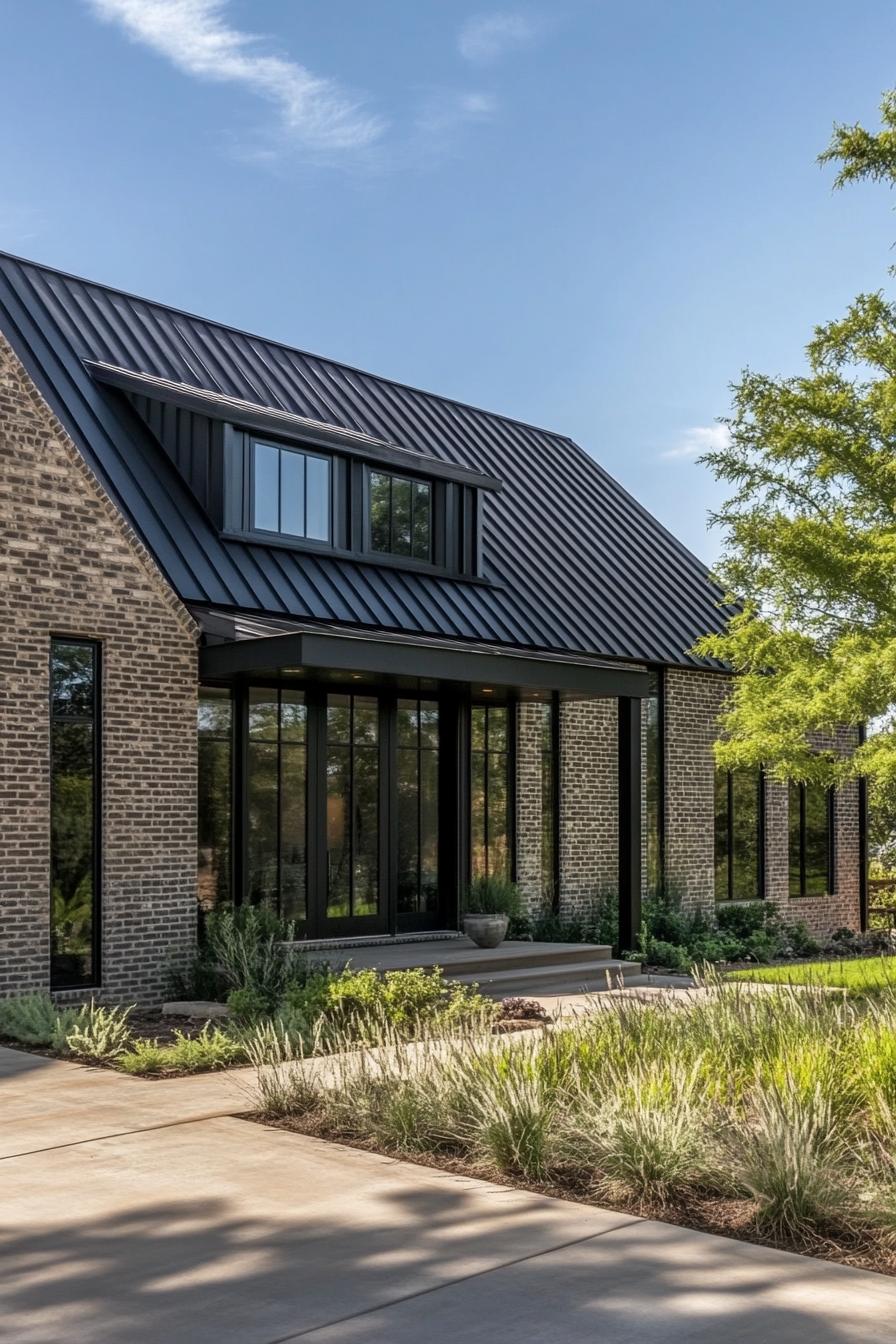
[0,1108,246,1161]
[262,1219,639,1342]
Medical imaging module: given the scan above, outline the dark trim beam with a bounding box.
[618,696,642,955]
[199,629,650,699]
[86,361,502,492]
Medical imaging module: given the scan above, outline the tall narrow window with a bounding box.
[789,782,834,897]
[538,699,559,907]
[368,470,432,561]
[50,639,100,988]
[251,441,331,541]
[326,695,380,919]
[644,670,664,894]
[247,688,307,920]
[397,699,440,915]
[197,687,233,910]
[471,704,512,880]
[714,768,763,901]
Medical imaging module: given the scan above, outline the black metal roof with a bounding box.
[0,250,730,668]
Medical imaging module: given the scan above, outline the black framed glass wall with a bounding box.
[198,687,233,912]
[789,782,834,897]
[50,638,100,989]
[325,694,380,922]
[247,689,308,921]
[714,768,764,901]
[396,700,440,918]
[471,703,513,881]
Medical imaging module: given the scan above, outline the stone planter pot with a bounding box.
[463,913,509,949]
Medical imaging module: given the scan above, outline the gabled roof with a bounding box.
[0,251,730,668]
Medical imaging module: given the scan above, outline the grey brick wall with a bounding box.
[558,698,618,917]
[514,672,862,940]
[515,702,545,914]
[0,333,198,1005]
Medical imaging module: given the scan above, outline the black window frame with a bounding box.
[49,636,102,990]
[714,767,765,903]
[223,424,485,579]
[249,438,333,543]
[644,668,665,896]
[365,467,433,563]
[788,781,835,898]
[197,685,235,913]
[469,700,516,884]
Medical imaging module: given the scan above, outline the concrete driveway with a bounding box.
[1,1045,894,1343]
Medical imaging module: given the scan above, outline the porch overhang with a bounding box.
[198,621,648,699]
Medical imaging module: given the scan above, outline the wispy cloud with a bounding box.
[86,0,384,153]
[661,424,731,460]
[458,11,539,64]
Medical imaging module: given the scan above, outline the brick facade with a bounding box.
[0,334,198,1005]
[514,670,862,939]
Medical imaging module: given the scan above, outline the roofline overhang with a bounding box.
[85,361,503,492]
[198,626,649,698]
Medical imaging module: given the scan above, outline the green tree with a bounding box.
[696,90,896,806]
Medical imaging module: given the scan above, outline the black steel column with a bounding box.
[618,696,642,954]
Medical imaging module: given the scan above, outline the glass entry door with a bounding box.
[323,694,384,933]
[222,686,448,937]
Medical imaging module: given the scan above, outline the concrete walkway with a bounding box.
[1,1044,894,1342]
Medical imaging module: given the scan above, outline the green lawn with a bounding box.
[730,956,896,997]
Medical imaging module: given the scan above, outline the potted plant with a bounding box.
[463,876,522,949]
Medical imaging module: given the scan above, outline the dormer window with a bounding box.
[252,440,331,542]
[368,470,432,562]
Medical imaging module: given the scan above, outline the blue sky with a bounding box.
[2,1,895,561]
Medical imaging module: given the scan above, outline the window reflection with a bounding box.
[471,704,511,880]
[327,695,380,919]
[252,441,331,542]
[198,687,233,912]
[50,640,99,988]
[369,470,431,561]
[397,699,440,915]
[246,688,307,921]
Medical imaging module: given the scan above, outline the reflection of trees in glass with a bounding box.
[369,471,431,560]
[788,781,832,897]
[245,689,306,919]
[327,695,379,918]
[198,688,233,911]
[50,641,97,987]
[644,672,663,895]
[714,767,761,901]
[538,702,557,906]
[397,700,439,914]
[471,705,510,880]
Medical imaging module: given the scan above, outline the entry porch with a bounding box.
[197,616,648,950]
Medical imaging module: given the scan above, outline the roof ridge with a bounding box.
[0,248,577,447]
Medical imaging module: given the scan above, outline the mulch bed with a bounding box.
[252,1112,896,1278]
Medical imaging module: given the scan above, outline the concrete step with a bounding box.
[324,940,618,978]
[449,958,643,1001]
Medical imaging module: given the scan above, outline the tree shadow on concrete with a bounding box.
[1,1168,892,1343]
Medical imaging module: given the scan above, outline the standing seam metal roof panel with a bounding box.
[0,251,731,668]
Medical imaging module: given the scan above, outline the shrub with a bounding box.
[117,1025,243,1076]
[0,993,76,1047]
[307,966,495,1040]
[202,904,320,1012]
[227,986,270,1025]
[646,940,690,972]
[464,876,522,919]
[511,888,619,952]
[64,1002,134,1060]
[500,997,549,1022]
